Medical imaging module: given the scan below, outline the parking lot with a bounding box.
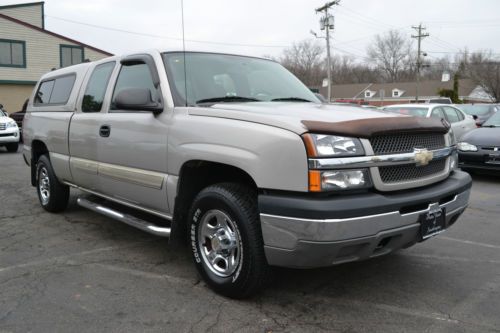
[0,148,499,333]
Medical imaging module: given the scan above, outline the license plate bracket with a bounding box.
[419,205,446,240]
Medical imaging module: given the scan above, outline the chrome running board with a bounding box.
[77,197,171,237]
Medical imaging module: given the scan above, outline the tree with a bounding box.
[464,50,500,102]
[279,39,325,87]
[367,30,413,82]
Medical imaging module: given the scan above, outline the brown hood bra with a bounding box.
[302,116,450,138]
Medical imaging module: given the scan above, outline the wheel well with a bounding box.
[30,140,49,186]
[170,161,257,244]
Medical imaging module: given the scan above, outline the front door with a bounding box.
[95,57,170,215]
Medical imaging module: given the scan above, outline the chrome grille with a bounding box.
[0,123,6,130]
[370,133,445,155]
[379,159,447,184]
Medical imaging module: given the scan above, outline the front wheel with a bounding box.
[188,183,270,298]
[36,155,70,212]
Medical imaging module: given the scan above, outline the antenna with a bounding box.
[181,0,188,106]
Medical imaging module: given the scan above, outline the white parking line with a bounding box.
[405,253,500,265]
[439,236,500,250]
[0,244,143,274]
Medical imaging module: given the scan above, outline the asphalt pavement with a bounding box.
[1,147,499,332]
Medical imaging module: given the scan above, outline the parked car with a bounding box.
[9,99,29,132]
[458,111,500,173]
[23,50,471,298]
[457,104,499,127]
[0,106,20,152]
[425,97,452,104]
[382,104,476,140]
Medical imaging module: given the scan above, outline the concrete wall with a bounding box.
[0,83,34,113]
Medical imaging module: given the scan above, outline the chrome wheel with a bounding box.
[198,209,242,278]
[38,166,50,205]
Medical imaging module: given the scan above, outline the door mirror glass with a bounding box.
[114,88,162,113]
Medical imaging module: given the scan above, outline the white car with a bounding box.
[0,108,20,152]
[383,104,476,140]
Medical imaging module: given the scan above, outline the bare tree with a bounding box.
[280,39,325,87]
[464,50,500,102]
[367,30,413,82]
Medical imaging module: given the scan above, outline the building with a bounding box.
[320,79,494,106]
[0,1,112,113]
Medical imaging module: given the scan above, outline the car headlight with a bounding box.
[446,130,456,146]
[303,134,364,157]
[6,121,17,128]
[457,142,477,152]
[309,169,371,191]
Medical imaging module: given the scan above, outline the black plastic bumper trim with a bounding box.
[258,171,472,220]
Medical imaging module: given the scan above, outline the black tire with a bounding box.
[6,143,18,153]
[36,154,70,212]
[188,183,270,299]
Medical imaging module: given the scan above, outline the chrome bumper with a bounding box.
[260,188,470,268]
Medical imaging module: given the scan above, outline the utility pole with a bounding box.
[412,23,429,103]
[315,1,340,102]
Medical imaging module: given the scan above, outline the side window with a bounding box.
[35,80,55,104]
[443,106,460,123]
[82,62,115,112]
[111,63,157,110]
[454,108,465,121]
[34,74,76,105]
[430,107,445,119]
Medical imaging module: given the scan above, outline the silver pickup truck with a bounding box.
[23,50,472,298]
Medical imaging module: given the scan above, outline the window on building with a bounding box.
[60,45,84,68]
[392,90,400,97]
[365,90,372,98]
[34,74,76,105]
[0,39,26,68]
[82,62,116,112]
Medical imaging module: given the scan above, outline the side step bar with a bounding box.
[77,197,171,237]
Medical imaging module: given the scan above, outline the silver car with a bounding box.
[383,104,477,140]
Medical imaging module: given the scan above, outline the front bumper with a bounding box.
[259,171,472,268]
[0,127,20,144]
[459,151,500,171]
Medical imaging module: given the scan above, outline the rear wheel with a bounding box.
[6,143,18,153]
[36,155,70,212]
[188,183,270,298]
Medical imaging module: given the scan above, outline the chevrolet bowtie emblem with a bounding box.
[414,148,433,167]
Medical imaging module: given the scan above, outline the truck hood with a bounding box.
[0,117,15,125]
[188,102,449,137]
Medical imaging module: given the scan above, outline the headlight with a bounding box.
[449,151,458,170]
[6,121,18,128]
[446,130,456,145]
[309,169,371,191]
[457,142,477,152]
[303,134,364,157]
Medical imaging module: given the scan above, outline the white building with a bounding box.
[0,1,112,113]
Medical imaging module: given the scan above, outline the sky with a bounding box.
[3,0,500,61]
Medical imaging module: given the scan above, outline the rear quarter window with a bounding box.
[34,74,76,106]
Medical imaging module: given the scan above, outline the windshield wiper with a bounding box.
[196,96,261,104]
[481,125,499,128]
[271,97,314,102]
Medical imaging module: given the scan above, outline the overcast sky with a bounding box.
[4,0,500,61]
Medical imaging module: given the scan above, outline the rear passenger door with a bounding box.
[69,61,116,190]
[442,106,466,140]
[95,55,169,215]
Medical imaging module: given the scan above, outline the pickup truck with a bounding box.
[23,50,472,298]
[0,105,20,152]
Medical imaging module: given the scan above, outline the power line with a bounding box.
[412,24,430,102]
[46,15,289,48]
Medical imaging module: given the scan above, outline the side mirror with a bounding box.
[114,88,163,114]
[472,115,478,120]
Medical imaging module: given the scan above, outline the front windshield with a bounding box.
[459,105,493,115]
[384,107,428,117]
[162,52,320,106]
[483,112,500,127]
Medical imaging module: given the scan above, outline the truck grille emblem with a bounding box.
[414,148,433,167]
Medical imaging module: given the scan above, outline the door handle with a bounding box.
[99,125,111,137]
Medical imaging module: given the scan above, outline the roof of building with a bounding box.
[322,79,479,99]
[0,11,113,56]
